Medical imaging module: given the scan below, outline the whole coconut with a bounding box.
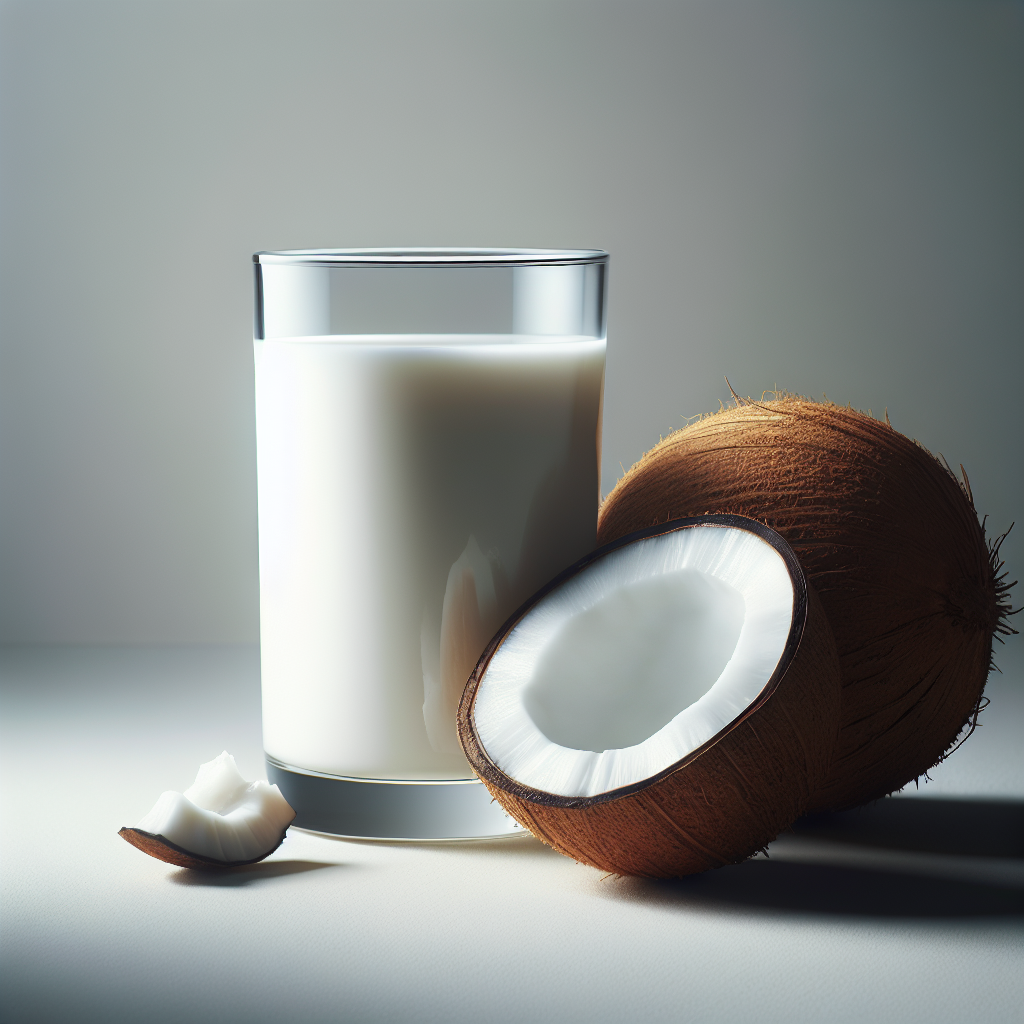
[598,394,1018,811]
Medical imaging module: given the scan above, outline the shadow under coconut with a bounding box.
[616,858,1024,919]
[169,859,346,888]
[790,797,1024,859]
[604,798,1024,919]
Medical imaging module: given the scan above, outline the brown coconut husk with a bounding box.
[118,826,287,869]
[597,394,1018,811]
[458,516,842,878]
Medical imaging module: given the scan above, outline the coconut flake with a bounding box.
[128,752,295,865]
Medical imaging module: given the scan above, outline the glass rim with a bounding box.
[254,247,608,268]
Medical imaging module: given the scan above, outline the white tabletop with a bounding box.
[1,644,1021,1024]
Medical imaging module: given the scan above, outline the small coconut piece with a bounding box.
[458,515,842,878]
[597,395,1019,811]
[119,752,296,868]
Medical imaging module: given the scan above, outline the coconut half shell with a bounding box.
[597,397,1017,811]
[458,515,842,878]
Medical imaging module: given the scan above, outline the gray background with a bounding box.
[1,0,1021,646]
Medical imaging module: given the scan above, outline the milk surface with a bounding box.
[255,334,605,779]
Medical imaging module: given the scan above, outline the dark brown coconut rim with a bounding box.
[457,513,810,809]
[118,826,288,869]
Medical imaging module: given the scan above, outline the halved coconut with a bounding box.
[119,752,296,868]
[457,515,842,878]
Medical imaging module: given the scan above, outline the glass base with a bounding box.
[266,756,526,840]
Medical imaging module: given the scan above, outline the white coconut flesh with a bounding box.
[473,525,795,798]
[134,752,295,863]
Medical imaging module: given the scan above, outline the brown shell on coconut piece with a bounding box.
[118,826,288,869]
[458,515,842,878]
[597,396,1019,812]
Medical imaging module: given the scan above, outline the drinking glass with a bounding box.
[254,248,608,839]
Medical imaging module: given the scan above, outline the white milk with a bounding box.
[255,334,606,779]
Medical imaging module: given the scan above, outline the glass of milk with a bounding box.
[254,248,608,839]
